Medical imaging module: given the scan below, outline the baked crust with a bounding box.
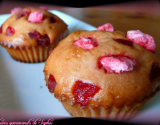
[44,30,160,112]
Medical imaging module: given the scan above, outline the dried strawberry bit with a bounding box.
[48,74,57,92]
[49,17,56,23]
[0,25,2,34]
[126,30,156,52]
[73,80,101,107]
[150,62,160,82]
[37,34,50,47]
[49,49,55,54]
[16,11,30,19]
[6,26,15,36]
[74,37,98,50]
[39,6,48,11]
[113,38,133,47]
[28,30,41,39]
[28,31,51,47]
[11,7,21,15]
[97,23,114,32]
[98,56,136,73]
[28,11,44,23]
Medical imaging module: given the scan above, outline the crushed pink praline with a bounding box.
[97,23,114,32]
[126,30,156,52]
[99,56,137,73]
[11,7,21,15]
[28,11,44,23]
[74,38,98,50]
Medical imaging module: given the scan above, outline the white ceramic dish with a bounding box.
[0,10,160,124]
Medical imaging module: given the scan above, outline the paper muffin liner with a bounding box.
[60,85,160,121]
[1,30,68,63]
[60,99,147,121]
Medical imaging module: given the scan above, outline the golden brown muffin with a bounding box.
[43,29,160,121]
[0,6,68,63]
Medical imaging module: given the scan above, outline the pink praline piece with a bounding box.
[126,30,156,52]
[99,56,136,73]
[97,23,114,32]
[11,7,21,15]
[74,38,98,50]
[28,11,44,23]
[39,6,48,11]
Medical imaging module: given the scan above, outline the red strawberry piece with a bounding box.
[37,34,50,47]
[97,23,114,32]
[74,37,98,50]
[113,38,133,47]
[73,80,101,107]
[28,30,41,39]
[98,56,136,73]
[49,17,56,23]
[48,74,57,92]
[6,26,15,36]
[16,11,30,19]
[0,25,2,34]
[150,62,160,82]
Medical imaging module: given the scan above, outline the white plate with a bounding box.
[0,10,160,124]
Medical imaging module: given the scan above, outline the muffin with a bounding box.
[0,6,68,63]
[43,23,160,121]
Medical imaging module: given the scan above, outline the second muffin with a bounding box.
[0,6,68,63]
[43,25,160,121]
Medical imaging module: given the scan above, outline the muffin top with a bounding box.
[0,6,68,48]
[44,24,160,109]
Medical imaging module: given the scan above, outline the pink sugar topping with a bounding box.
[97,23,114,32]
[99,56,136,73]
[28,11,44,23]
[74,38,98,50]
[39,6,48,11]
[126,30,156,52]
[11,7,21,15]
